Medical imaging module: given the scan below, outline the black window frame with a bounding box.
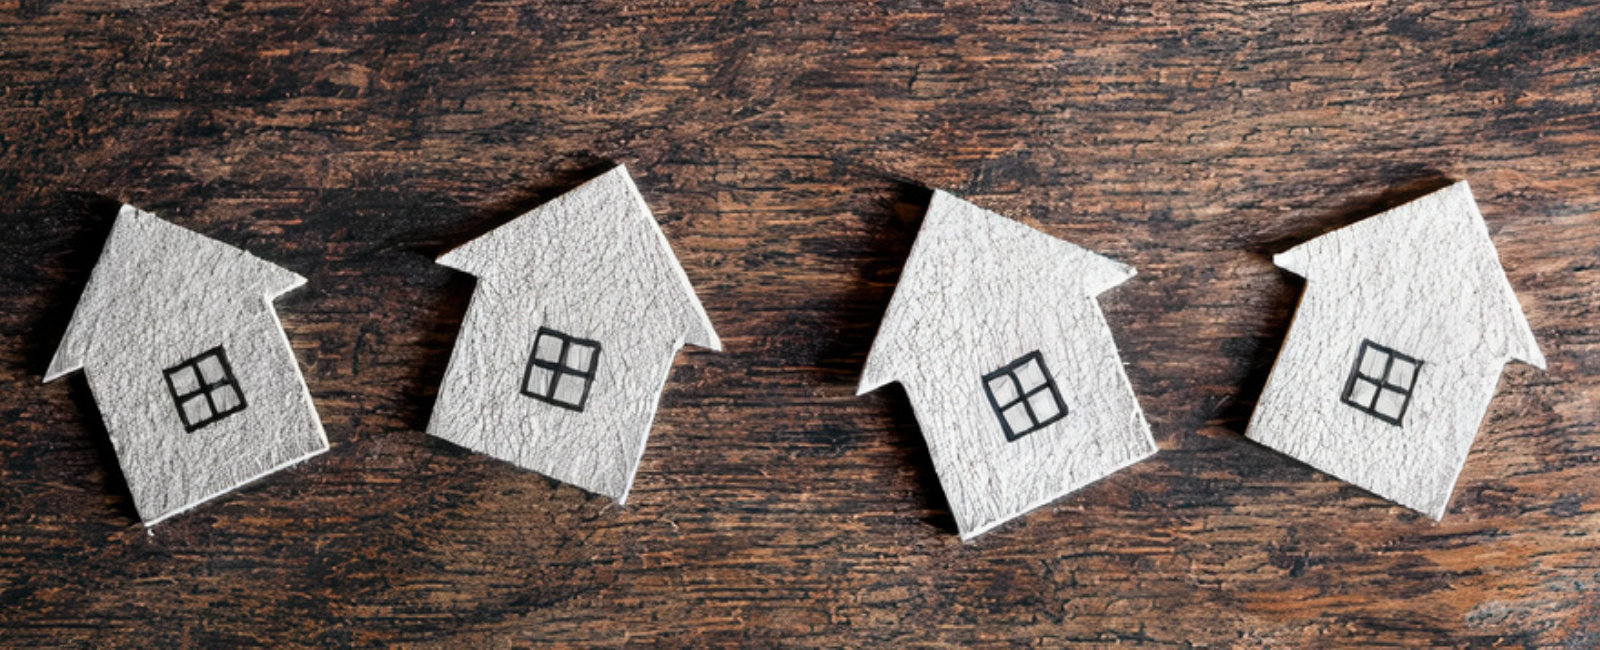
[1340,339,1423,427]
[163,345,248,433]
[981,350,1070,442]
[521,327,602,412]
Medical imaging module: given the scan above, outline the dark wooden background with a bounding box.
[3,0,1597,647]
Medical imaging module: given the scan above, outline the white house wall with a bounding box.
[428,276,685,503]
[45,206,327,525]
[1248,278,1515,519]
[904,296,1156,539]
[1248,183,1543,518]
[428,168,717,504]
[859,191,1156,539]
[88,310,328,524]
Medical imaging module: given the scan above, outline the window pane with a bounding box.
[1374,389,1408,420]
[525,366,555,397]
[197,355,227,384]
[1002,403,1033,436]
[181,395,213,426]
[169,366,201,395]
[987,374,1019,405]
[1014,358,1047,392]
[535,333,565,364]
[1358,347,1389,378]
[1346,378,1380,408]
[1028,389,1061,422]
[211,385,242,412]
[1386,358,1417,389]
[567,342,598,373]
[552,373,588,406]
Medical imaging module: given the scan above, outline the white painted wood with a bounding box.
[45,205,328,526]
[858,190,1157,540]
[1247,181,1545,519]
[429,165,720,504]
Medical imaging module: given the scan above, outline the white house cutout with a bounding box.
[45,205,329,526]
[428,166,720,504]
[1247,181,1545,519]
[858,190,1157,540]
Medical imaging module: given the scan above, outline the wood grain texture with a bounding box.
[43,204,328,525]
[1248,181,1545,520]
[2,0,1597,647]
[430,165,719,504]
[859,190,1156,540]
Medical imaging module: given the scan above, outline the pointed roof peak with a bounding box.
[437,165,719,351]
[1275,181,1487,273]
[439,165,642,273]
[115,204,306,297]
[1274,180,1543,369]
[857,190,1137,396]
[923,190,1137,295]
[45,204,307,382]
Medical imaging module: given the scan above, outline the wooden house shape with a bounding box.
[45,205,329,525]
[1247,181,1545,519]
[428,166,721,504]
[858,190,1157,540]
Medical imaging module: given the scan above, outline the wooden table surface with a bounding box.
[3,1,1597,647]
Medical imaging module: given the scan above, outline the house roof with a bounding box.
[45,205,306,382]
[857,190,1136,395]
[437,165,720,351]
[1273,181,1545,369]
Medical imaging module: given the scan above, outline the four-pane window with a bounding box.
[981,351,1069,442]
[522,327,602,412]
[1341,339,1423,426]
[163,346,247,432]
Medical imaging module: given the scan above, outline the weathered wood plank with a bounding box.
[1,0,1597,647]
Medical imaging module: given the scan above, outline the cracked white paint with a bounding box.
[1247,181,1545,519]
[858,190,1157,540]
[45,205,328,526]
[429,165,720,504]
